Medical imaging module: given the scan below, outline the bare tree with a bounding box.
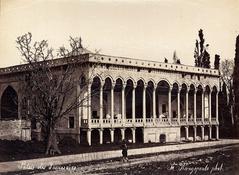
[16,33,98,155]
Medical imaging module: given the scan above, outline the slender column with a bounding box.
[100,84,103,125]
[153,87,156,124]
[177,88,181,123]
[186,89,189,123]
[88,84,92,127]
[18,93,22,119]
[201,126,205,141]
[111,83,115,125]
[27,99,30,115]
[143,84,146,125]
[209,126,212,140]
[201,90,204,123]
[185,126,189,140]
[110,129,114,143]
[216,92,219,123]
[122,84,126,124]
[168,86,172,124]
[209,91,212,123]
[193,126,197,141]
[87,129,91,146]
[99,129,103,144]
[121,128,125,141]
[132,84,136,123]
[194,91,197,123]
[216,125,219,140]
[132,128,136,143]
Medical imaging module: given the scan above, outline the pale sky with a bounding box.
[0,0,239,68]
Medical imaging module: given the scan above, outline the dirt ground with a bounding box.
[0,138,174,162]
[5,144,239,175]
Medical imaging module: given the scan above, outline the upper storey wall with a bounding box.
[0,53,219,90]
[90,64,219,90]
[89,54,219,77]
[0,53,219,77]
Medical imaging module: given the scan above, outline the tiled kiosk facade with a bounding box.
[0,53,219,144]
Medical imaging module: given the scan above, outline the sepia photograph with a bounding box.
[0,0,239,174]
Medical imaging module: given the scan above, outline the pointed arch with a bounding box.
[136,77,146,85]
[125,77,136,86]
[147,79,156,87]
[172,81,180,88]
[115,76,125,84]
[92,74,103,84]
[212,85,218,93]
[157,79,171,87]
[104,75,114,84]
[1,86,18,119]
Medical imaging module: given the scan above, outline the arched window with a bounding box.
[80,75,86,89]
[1,86,18,119]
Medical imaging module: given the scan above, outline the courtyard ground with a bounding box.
[3,143,239,175]
[1,139,239,174]
[0,137,181,162]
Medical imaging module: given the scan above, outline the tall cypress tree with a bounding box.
[219,83,227,125]
[199,29,205,57]
[194,29,210,68]
[203,48,211,68]
[194,40,200,66]
[233,35,239,131]
[214,54,220,69]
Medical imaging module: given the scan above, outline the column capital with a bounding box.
[122,83,127,89]
[143,84,148,89]
[169,85,173,91]
[153,86,156,91]
[194,90,197,95]
[87,80,92,86]
[111,82,116,88]
[186,88,190,93]
[98,128,103,132]
[178,87,182,93]
[201,88,205,93]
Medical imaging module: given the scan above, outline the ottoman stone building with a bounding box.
[0,52,219,145]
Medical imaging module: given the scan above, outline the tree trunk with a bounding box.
[45,127,61,155]
[231,105,234,125]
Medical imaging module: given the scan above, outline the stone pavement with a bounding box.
[1,139,239,173]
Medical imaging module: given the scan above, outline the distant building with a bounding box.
[0,52,220,144]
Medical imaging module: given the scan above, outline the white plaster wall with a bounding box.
[144,127,180,143]
[0,120,31,141]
